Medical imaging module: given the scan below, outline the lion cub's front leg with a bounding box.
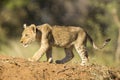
[28,44,49,62]
[46,47,53,63]
[28,38,50,62]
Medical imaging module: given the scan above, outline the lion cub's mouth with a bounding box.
[23,44,29,47]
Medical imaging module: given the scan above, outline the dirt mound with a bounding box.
[0,55,119,80]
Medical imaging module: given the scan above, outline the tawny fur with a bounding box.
[20,23,110,66]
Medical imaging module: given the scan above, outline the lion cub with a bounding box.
[20,23,110,66]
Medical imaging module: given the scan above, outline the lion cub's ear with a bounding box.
[30,24,36,33]
[23,24,27,28]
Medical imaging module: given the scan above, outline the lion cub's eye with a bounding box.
[25,34,29,37]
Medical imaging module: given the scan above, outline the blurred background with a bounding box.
[0,0,120,66]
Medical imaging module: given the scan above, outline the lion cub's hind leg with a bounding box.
[46,47,53,63]
[56,47,74,64]
[75,44,89,66]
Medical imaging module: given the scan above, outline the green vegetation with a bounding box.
[0,0,120,66]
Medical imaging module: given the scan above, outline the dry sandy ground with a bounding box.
[0,55,120,80]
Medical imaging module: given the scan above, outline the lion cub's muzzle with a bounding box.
[20,39,29,47]
[20,40,23,44]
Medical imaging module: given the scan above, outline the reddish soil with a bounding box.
[0,55,119,80]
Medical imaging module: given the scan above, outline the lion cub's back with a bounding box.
[51,26,81,47]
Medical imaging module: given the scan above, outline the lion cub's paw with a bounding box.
[28,58,36,62]
[55,60,64,64]
[80,62,90,66]
[48,58,53,63]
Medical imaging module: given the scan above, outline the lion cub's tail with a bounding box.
[87,33,111,50]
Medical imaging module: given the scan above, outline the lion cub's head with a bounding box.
[20,24,36,47]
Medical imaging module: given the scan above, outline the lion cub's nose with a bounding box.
[20,40,23,43]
